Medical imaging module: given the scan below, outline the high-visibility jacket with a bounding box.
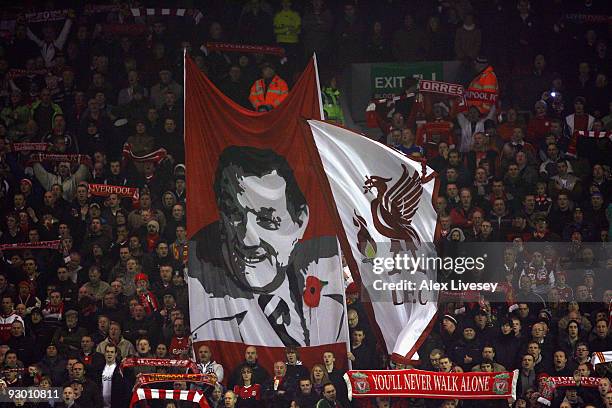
[322,86,344,124]
[249,75,289,110]
[466,65,498,114]
[274,10,301,44]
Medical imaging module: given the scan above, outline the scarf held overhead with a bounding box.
[344,369,518,400]
[0,240,61,250]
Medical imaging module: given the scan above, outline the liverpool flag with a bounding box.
[185,55,348,371]
[307,120,438,361]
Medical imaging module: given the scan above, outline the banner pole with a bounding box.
[312,53,325,121]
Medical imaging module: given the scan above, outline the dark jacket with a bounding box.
[494,332,524,370]
[95,364,129,408]
[79,351,105,380]
[351,343,378,370]
[39,355,68,386]
[263,376,296,408]
[295,391,319,408]
[7,334,38,366]
[451,338,483,370]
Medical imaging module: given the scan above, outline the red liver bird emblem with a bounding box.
[363,164,422,249]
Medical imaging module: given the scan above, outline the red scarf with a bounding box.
[146,233,160,253]
[138,290,158,316]
[43,301,64,319]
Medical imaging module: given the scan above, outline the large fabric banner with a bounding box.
[344,369,518,400]
[308,120,438,361]
[185,55,348,372]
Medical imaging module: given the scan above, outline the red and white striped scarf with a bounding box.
[138,290,159,316]
[130,8,203,24]
[122,143,168,164]
[130,388,209,408]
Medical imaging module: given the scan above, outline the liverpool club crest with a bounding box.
[351,372,371,394]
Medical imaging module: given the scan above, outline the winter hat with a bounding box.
[539,309,552,322]
[173,164,186,175]
[135,273,149,283]
[442,314,458,326]
[462,321,476,331]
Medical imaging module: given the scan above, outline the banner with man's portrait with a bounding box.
[184,55,349,371]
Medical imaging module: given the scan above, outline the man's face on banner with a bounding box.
[220,166,309,292]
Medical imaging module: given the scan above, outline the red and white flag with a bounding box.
[308,120,439,362]
[185,54,348,372]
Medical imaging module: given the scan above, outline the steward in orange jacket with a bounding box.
[249,63,289,111]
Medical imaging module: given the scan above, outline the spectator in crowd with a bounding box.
[197,344,224,383]
[233,365,262,407]
[315,382,340,408]
[97,343,129,408]
[228,346,271,389]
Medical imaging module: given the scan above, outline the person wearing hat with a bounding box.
[134,273,158,316]
[440,314,460,350]
[494,319,523,370]
[81,217,112,257]
[18,178,37,208]
[507,213,532,242]
[473,308,496,343]
[15,280,41,315]
[144,219,161,253]
[249,61,289,111]
[451,320,483,371]
[562,206,595,241]
[529,215,561,242]
[585,188,608,232]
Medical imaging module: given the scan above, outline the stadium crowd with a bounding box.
[0,0,610,407]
